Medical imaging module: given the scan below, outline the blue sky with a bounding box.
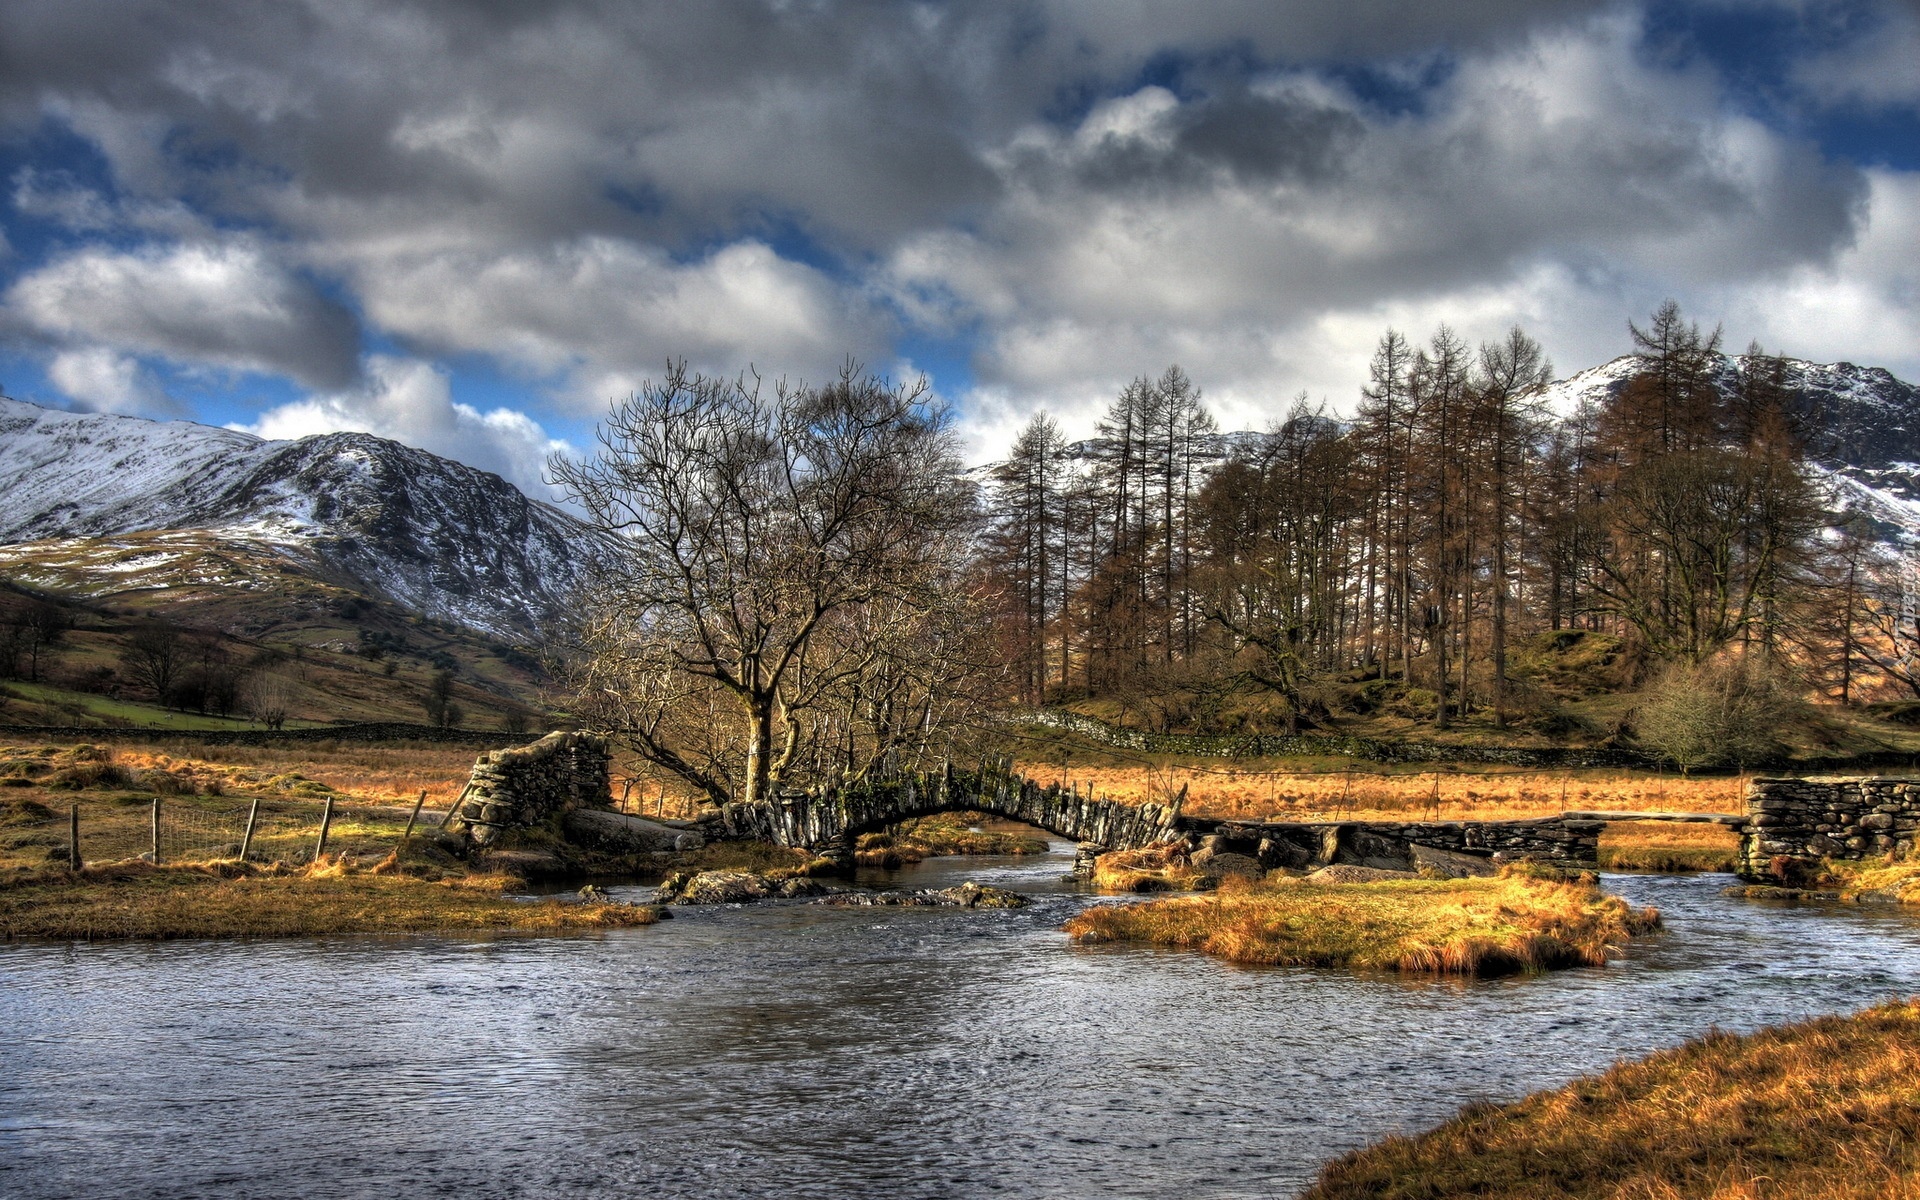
[1,0,1916,495]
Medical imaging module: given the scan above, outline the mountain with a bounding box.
[1534,354,1920,548]
[0,396,598,641]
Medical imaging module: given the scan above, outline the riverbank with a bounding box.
[1064,867,1659,975]
[1304,999,1920,1199]
[0,858,659,941]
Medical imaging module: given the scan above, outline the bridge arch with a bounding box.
[707,762,1183,855]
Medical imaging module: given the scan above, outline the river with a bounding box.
[5,841,1920,1199]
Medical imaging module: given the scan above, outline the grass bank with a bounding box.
[853,812,1050,868]
[1304,1000,1920,1199]
[0,858,659,941]
[1064,868,1658,975]
[1598,821,1741,872]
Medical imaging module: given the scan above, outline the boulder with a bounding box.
[1195,851,1264,881]
[657,869,772,905]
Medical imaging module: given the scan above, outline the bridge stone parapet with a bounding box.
[1740,776,1920,880]
[444,730,612,849]
[699,760,1184,857]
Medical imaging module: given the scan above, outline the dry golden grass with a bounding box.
[1304,999,1920,1199]
[1599,822,1742,872]
[0,737,477,804]
[1089,843,1213,892]
[1024,761,1751,823]
[1064,867,1659,975]
[1822,857,1920,903]
[0,859,658,941]
[853,813,1050,866]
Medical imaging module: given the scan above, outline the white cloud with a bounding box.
[913,11,1885,452]
[5,239,359,388]
[328,236,886,412]
[235,354,573,499]
[44,345,181,416]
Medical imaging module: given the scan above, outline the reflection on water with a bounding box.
[5,842,1920,1200]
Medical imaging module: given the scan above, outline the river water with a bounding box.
[5,842,1920,1200]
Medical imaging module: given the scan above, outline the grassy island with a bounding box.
[1304,1000,1920,1199]
[0,858,659,941]
[1064,867,1659,975]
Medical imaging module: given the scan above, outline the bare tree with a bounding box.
[244,672,297,730]
[554,361,982,809]
[421,669,461,728]
[121,622,184,702]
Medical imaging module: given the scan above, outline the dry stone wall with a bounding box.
[444,731,612,849]
[1741,776,1920,878]
[1007,708,1652,768]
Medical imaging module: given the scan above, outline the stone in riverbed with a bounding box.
[817,882,1029,909]
[654,869,850,905]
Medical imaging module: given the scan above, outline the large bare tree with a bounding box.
[553,361,986,809]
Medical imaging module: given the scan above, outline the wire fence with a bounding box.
[1,791,444,870]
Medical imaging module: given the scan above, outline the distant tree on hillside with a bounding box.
[120,622,185,701]
[421,670,461,728]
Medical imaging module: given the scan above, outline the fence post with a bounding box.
[239,796,262,862]
[402,789,427,843]
[68,804,80,872]
[314,794,336,860]
[151,797,162,866]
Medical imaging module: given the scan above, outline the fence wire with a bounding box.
[0,795,431,869]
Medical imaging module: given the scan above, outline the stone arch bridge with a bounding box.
[445,737,1611,875]
[706,759,1184,862]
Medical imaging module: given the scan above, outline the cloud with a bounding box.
[44,345,182,416]
[903,11,1877,445]
[235,353,573,499]
[1793,2,1920,109]
[5,239,360,389]
[0,0,1909,473]
[330,236,888,412]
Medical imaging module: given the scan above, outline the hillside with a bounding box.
[0,396,600,641]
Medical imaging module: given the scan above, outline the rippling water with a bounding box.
[6,844,1920,1200]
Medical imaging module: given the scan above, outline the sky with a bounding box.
[0,0,1915,499]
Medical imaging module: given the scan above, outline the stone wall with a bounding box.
[1008,708,1652,768]
[1180,815,1603,873]
[0,722,535,748]
[1740,776,1920,879]
[443,730,612,849]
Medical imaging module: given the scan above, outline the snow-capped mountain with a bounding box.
[0,396,597,640]
[1534,353,1920,547]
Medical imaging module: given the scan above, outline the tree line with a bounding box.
[984,301,1884,732]
[562,311,1919,805]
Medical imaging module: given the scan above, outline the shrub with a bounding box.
[1633,657,1799,772]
